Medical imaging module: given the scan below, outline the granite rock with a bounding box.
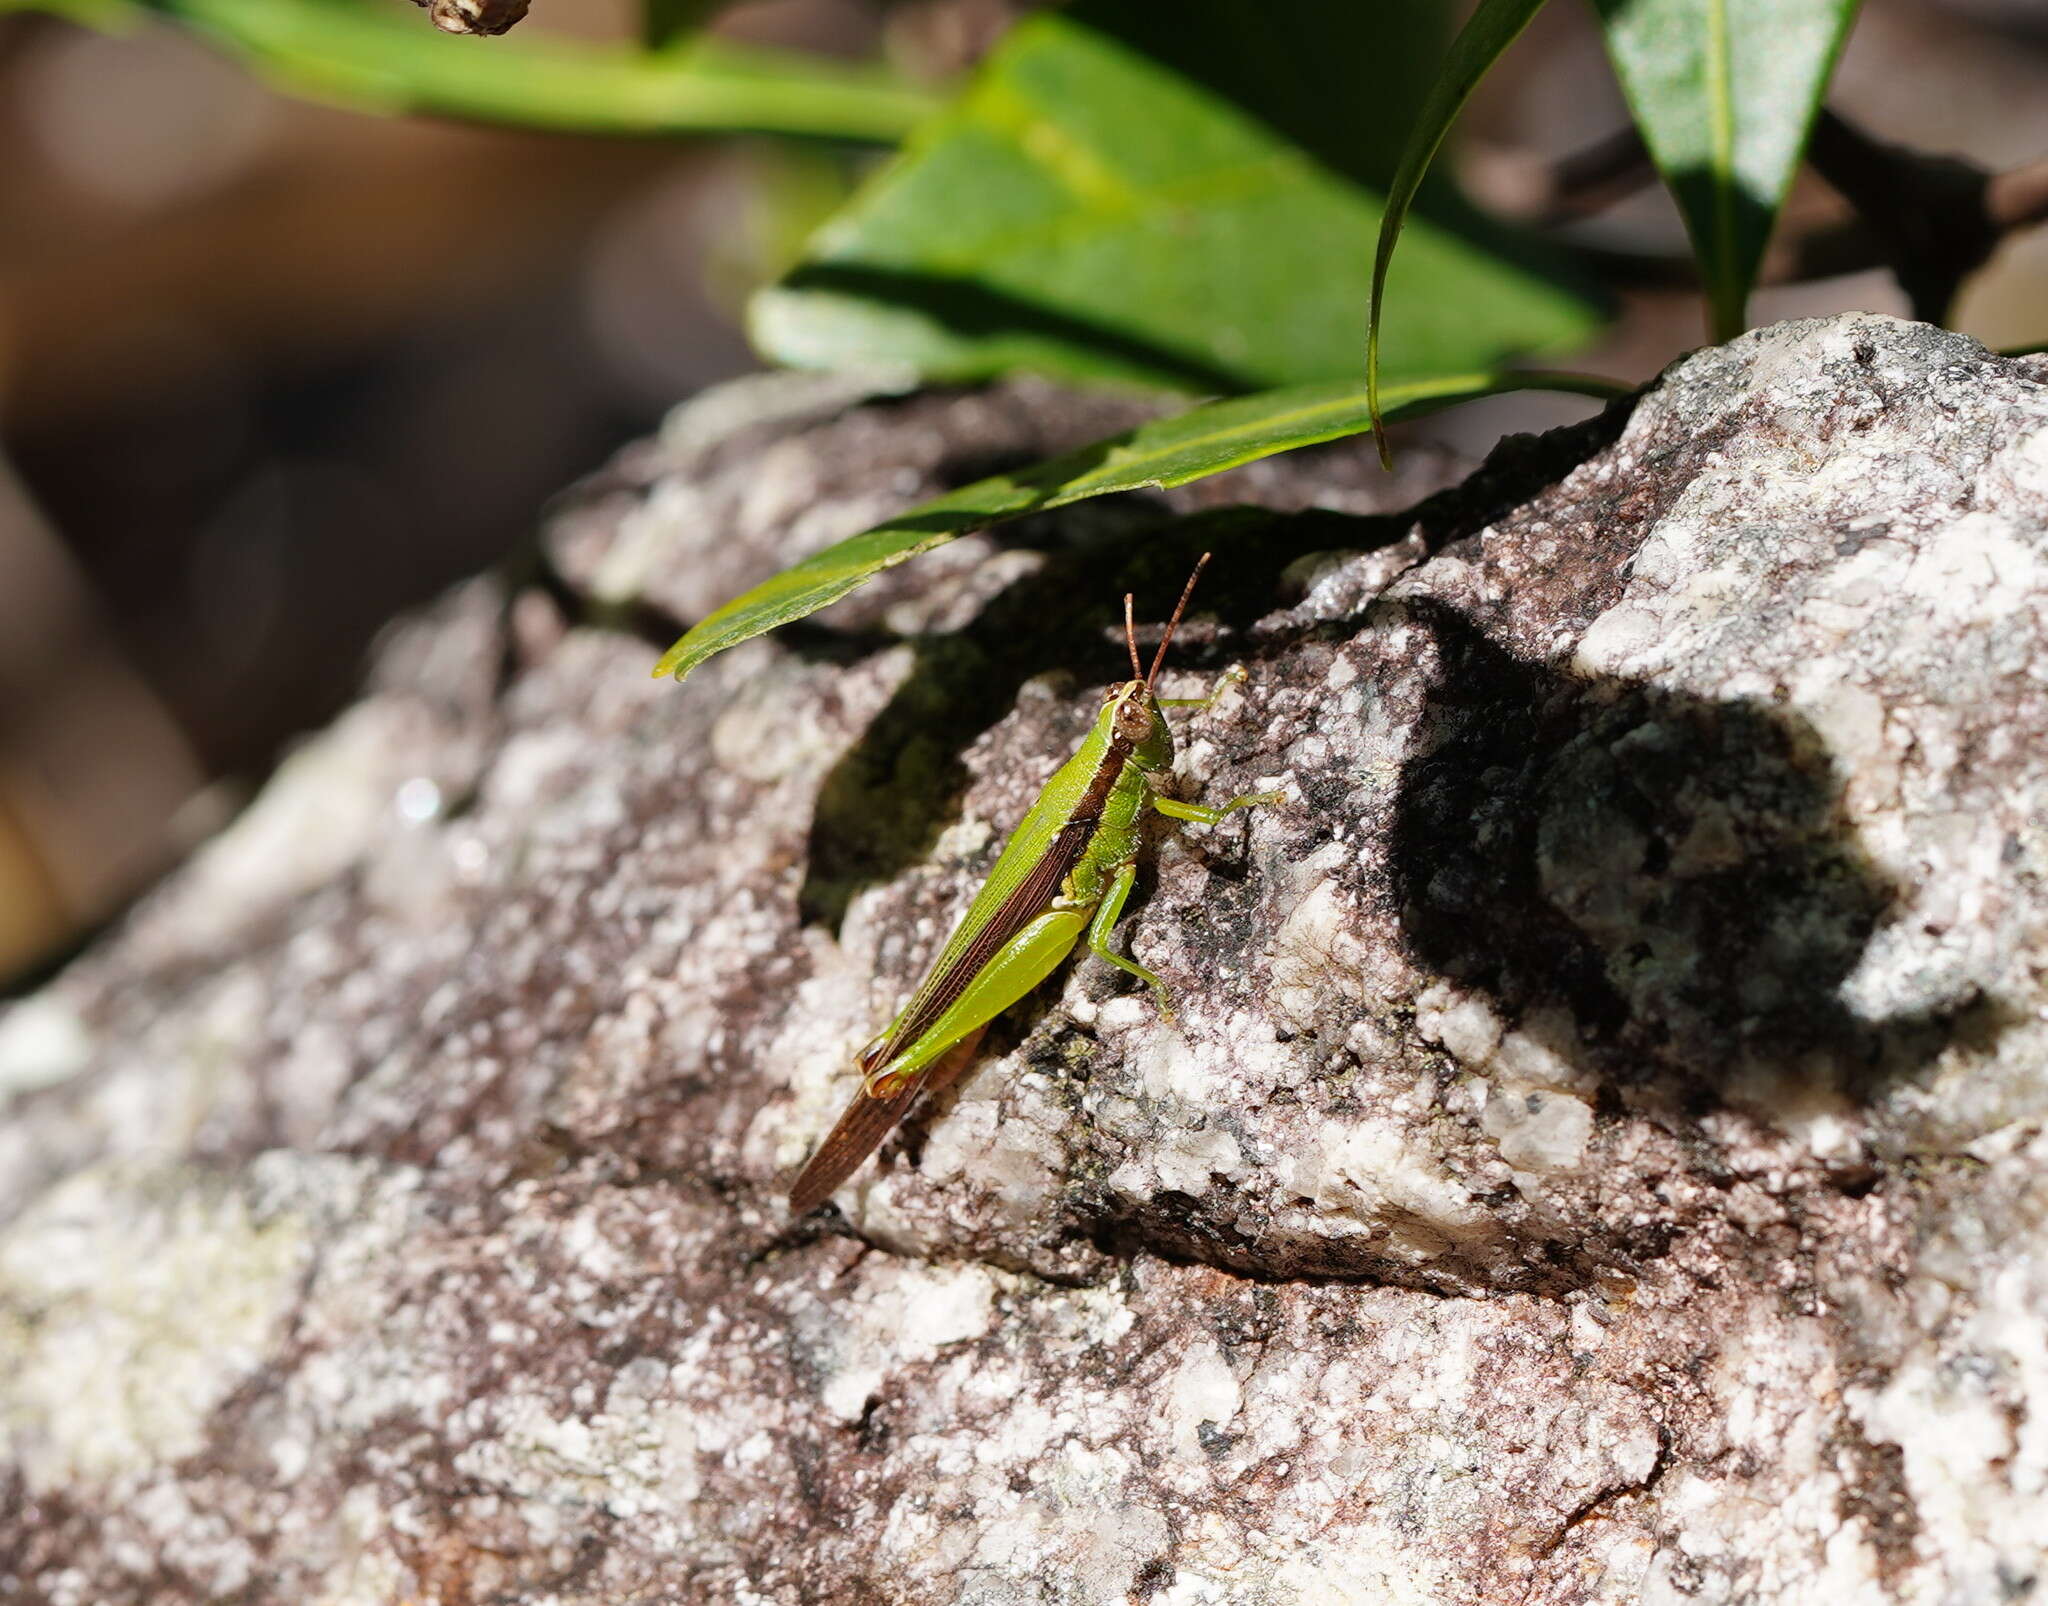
[4,315,2048,1603]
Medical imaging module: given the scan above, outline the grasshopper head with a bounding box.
[1108,680,1174,771]
[1110,550,1209,772]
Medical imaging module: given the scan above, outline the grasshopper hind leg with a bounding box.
[864,908,1089,1099]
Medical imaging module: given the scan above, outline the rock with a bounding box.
[4,314,2048,1602]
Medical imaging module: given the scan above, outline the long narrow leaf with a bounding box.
[1366,0,1552,469]
[1594,0,1861,341]
[653,368,1632,682]
[0,0,138,19]
[132,0,939,142]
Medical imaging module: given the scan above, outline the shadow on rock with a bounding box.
[1389,600,1998,1110]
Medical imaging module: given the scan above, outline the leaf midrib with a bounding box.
[1705,0,1740,333]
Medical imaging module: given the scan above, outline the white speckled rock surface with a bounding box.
[5,316,2048,1602]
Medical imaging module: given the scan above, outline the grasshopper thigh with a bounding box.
[869,907,1088,1095]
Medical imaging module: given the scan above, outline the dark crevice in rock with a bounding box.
[1534,1424,1673,1559]
[1405,388,1642,559]
[1080,1204,1519,1303]
[1835,1420,1925,1584]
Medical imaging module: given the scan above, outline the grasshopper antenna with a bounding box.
[1146,551,1211,687]
[1124,593,1144,683]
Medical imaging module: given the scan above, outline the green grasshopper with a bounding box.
[789,554,1279,1213]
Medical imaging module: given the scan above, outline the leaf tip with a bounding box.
[651,640,695,682]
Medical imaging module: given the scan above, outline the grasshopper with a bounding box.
[789,554,1279,1214]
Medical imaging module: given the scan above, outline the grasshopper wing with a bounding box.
[786,1028,985,1214]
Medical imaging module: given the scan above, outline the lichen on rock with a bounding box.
[4,315,2048,1602]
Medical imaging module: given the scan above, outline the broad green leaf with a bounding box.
[1367,0,1552,467]
[753,1,1599,394]
[653,368,1631,681]
[1594,0,1861,341]
[137,0,938,142]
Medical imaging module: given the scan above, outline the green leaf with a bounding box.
[139,0,939,142]
[0,0,141,24]
[652,368,1632,681]
[1367,0,1552,468]
[1594,0,1861,341]
[753,0,1599,394]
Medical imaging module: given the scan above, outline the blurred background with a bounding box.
[1,0,2043,983]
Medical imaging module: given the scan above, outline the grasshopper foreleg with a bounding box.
[1155,663,1250,710]
[1153,789,1283,826]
